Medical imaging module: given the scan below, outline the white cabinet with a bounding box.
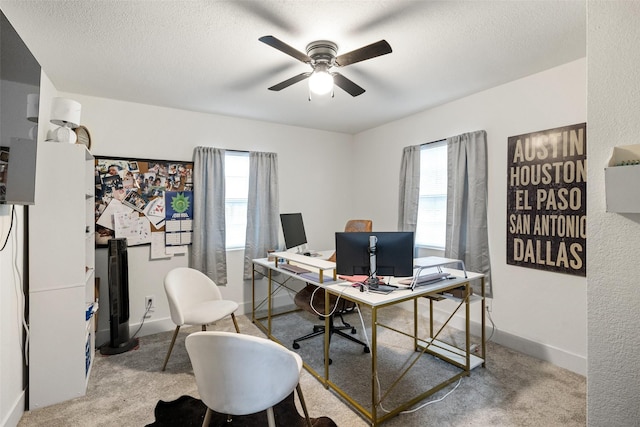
[28,142,95,409]
[605,165,640,213]
[605,144,640,213]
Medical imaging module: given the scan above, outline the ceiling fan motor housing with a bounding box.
[306,40,338,66]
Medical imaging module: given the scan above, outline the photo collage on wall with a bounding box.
[95,156,193,248]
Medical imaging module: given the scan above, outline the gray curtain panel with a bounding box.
[398,144,421,233]
[445,130,492,297]
[191,147,228,285]
[243,151,280,280]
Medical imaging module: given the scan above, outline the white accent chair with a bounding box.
[161,267,240,371]
[185,331,312,427]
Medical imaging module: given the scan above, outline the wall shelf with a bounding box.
[605,144,640,213]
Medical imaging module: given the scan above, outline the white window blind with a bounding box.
[225,152,249,249]
[416,141,447,249]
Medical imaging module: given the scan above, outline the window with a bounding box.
[225,152,249,249]
[416,141,447,249]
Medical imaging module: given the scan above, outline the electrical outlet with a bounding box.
[145,295,155,311]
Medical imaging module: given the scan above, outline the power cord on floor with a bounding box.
[486,303,496,342]
[130,299,153,340]
[374,353,463,415]
[400,378,463,414]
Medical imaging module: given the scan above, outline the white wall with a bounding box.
[0,204,26,427]
[59,93,355,344]
[353,59,587,375]
[1,71,58,427]
[587,2,640,426]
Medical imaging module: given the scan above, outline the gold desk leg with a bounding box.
[465,282,471,372]
[429,296,434,339]
[251,265,256,323]
[481,276,486,367]
[267,268,272,336]
[371,306,378,426]
[324,287,330,385]
[414,298,419,351]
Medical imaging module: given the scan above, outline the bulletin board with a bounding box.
[94,156,194,248]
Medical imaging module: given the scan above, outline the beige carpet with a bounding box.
[18,307,586,427]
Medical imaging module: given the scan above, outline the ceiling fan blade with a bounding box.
[333,73,365,97]
[268,72,311,91]
[259,35,311,63]
[335,40,392,67]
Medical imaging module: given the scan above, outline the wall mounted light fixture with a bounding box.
[49,97,81,143]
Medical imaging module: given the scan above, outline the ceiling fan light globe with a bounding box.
[309,71,334,95]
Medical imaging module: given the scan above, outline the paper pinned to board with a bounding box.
[144,196,166,228]
[150,232,172,259]
[165,245,187,255]
[114,211,151,246]
[97,199,133,230]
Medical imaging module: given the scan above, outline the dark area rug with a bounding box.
[145,392,338,427]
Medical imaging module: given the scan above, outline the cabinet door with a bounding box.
[29,143,85,291]
[29,286,87,409]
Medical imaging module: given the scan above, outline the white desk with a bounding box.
[251,255,485,426]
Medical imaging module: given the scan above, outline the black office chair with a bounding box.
[292,220,372,362]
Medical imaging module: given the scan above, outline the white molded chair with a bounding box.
[161,267,240,371]
[185,331,312,427]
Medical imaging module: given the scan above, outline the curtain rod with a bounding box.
[225,148,278,156]
[195,146,250,154]
[421,138,446,147]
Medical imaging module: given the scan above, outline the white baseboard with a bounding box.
[426,302,586,376]
[96,317,176,346]
[96,302,258,344]
[96,294,585,377]
[485,327,586,376]
[2,390,25,427]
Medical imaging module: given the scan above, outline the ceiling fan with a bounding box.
[259,35,392,97]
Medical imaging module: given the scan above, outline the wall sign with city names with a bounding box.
[506,123,586,277]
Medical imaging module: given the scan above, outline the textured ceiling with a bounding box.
[0,0,586,134]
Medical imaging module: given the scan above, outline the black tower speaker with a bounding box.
[100,238,138,355]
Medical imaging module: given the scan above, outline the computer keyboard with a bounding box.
[278,263,311,274]
[397,272,450,286]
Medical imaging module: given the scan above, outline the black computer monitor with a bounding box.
[335,232,415,284]
[280,213,308,252]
